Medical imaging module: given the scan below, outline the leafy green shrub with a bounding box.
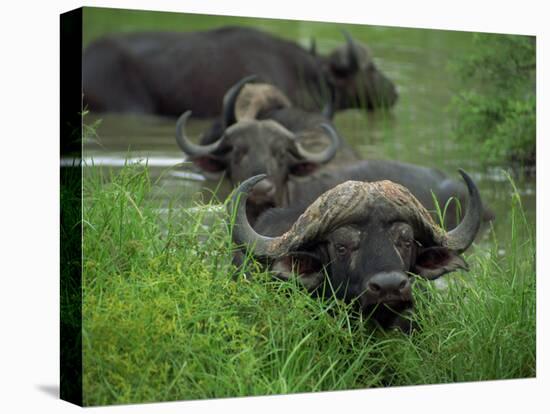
[450,34,535,167]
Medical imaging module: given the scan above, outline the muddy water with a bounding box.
[81,23,535,244]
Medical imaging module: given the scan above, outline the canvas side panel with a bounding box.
[60,7,83,407]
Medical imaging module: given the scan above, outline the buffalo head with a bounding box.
[322,31,398,110]
[175,76,342,221]
[176,114,340,222]
[230,170,482,332]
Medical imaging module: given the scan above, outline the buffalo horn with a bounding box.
[442,169,483,253]
[175,111,225,157]
[342,30,359,73]
[231,171,482,259]
[222,75,258,128]
[292,123,340,163]
[229,175,283,258]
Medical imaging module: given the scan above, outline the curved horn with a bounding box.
[233,179,439,259]
[175,111,225,157]
[231,177,462,260]
[222,75,258,128]
[443,169,483,253]
[342,30,359,73]
[229,175,285,258]
[231,173,482,261]
[292,123,340,163]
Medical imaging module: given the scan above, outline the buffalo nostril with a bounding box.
[368,282,381,293]
[398,280,408,290]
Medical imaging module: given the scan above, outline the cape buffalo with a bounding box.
[175,77,358,222]
[285,159,495,230]
[230,170,483,332]
[83,26,398,117]
[197,74,337,146]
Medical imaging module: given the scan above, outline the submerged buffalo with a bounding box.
[83,26,398,117]
[230,170,482,332]
[197,74,338,145]
[176,77,358,222]
[285,158,495,230]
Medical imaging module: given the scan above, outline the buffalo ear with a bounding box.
[289,162,320,177]
[271,252,325,290]
[413,246,469,280]
[192,156,227,174]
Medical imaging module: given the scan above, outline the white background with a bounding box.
[0,0,547,412]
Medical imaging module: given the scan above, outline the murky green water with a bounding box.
[82,8,535,244]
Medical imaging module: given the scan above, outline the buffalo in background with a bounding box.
[175,76,358,222]
[284,158,496,230]
[176,76,494,229]
[230,170,483,332]
[83,26,398,117]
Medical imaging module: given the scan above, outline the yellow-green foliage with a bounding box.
[450,34,536,166]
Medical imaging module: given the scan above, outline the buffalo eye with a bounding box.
[391,222,415,258]
[396,238,413,254]
[335,244,348,256]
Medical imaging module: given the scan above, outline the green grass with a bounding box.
[82,164,535,406]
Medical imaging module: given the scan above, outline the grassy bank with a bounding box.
[82,164,535,406]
